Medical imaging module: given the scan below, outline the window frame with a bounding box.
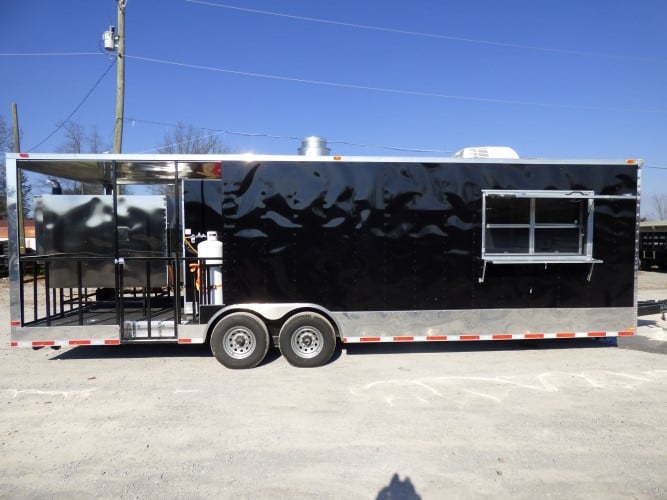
[481,189,599,264]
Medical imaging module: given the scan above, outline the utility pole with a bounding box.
[11,102,20,152]
[113,0,126,154]
[11,102,25,252]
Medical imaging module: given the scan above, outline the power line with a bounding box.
[125,117,454,154]
[28,59,117,152]
[127,55,667,114]
[185,0,665,64]
[127,117,300,140]
[128,118,300,153]
[328,140,453,154]
[127,119,667,161]
[142,130,227,154]
[0,52,102,57]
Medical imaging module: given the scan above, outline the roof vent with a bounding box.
[454,146,519,159]
[298,136,331,156]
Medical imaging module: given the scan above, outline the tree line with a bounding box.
[0,114,229,219]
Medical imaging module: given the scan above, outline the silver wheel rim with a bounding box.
[291,326,324,359]
[223,327,255,359]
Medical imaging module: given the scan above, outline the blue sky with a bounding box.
[1,0,666,214]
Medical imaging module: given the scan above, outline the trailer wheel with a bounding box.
[210,312,269,369]
[278,312,336,367]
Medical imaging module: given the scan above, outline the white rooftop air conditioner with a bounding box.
[454,146,520,159]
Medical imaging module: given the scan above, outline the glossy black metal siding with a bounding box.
[220,161,638,311]
[183,180,223,238]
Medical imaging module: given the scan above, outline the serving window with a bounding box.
[481,190,596,263]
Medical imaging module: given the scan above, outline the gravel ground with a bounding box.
[0,273,666,499]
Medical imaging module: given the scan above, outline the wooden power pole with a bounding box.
[11,102,20,152]
[11,102,25,252]
[113,0,126,154]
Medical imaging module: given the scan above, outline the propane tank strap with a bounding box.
[188,263,201,291]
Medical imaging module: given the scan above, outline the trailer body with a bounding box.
[5,152,641,368]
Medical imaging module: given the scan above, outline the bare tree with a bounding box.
[0,114,10,151]
[0,114,11,219]
[87,125,109,153]
[57,121,111,154]
[148,123,230,197]
[54,121,110,194]
[650,194,667,221]
[57,121,86,154]
[0,113,32,218]
[157,122,229,154]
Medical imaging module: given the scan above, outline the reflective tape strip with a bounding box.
[10,339,120,347]
[32,340,55,347]
[342,331,625,343]
[71,339,120,346]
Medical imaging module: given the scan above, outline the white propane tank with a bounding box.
[197,231,223,304]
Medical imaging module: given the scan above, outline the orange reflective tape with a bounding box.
[32,341,54,347]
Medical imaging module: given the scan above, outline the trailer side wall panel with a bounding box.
[221,161,637,312]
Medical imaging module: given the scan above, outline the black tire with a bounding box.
[209,312,269,369]
[278,312,337,368]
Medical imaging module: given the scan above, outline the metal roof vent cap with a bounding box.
[298,136,331,156]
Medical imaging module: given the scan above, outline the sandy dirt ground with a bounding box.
[0,273,665,499]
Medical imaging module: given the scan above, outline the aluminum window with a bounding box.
[481,190,596,263]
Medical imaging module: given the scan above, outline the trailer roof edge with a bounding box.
[5,152,644,166]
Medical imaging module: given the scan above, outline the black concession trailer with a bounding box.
[6,148,641,368]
